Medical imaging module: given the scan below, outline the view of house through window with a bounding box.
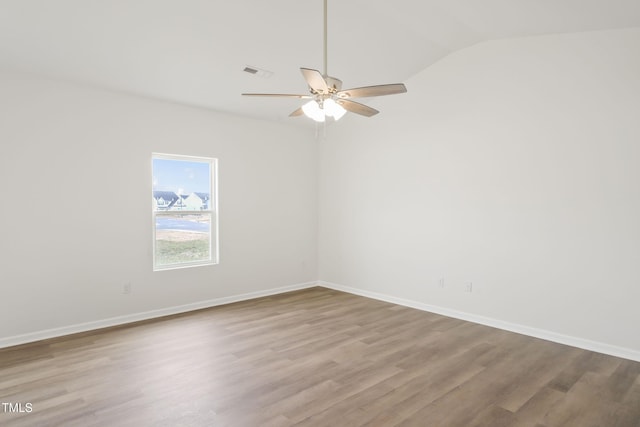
[152,153,218,270]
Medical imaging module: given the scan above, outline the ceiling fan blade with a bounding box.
[289,107,304,117]
[337,83,407,99]
[337,99,379,117]
[300,68,328,94]
[242,93,312,99]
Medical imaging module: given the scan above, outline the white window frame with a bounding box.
[152,153,219,271]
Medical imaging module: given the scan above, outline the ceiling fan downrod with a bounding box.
[323,0,328,77]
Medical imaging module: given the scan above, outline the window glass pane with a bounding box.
[152,158,211,212]
[155,213,212,267]
[152,153,217,271]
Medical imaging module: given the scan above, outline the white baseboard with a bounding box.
[319,281,640,363]
[0,281,319,349]
[5,280,639,363]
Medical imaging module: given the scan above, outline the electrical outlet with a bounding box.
[438,278,445,288]
[464,282,473,292]
[123,282,132,294]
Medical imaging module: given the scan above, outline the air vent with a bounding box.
[242,65,273,79]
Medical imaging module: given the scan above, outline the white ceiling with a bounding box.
[1,0,639,126]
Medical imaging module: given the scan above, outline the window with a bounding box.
[152,153,218,270]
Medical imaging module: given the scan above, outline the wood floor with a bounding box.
[1,287,639,427]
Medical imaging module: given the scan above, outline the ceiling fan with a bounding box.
[242,0,407,122]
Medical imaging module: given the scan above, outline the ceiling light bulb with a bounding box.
[324,99,347,120]
[302,100,325,122]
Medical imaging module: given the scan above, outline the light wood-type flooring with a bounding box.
[1,287,639,426]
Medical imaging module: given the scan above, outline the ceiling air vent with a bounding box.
[243,65,273,78]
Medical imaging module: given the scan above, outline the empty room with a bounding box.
[1,0,639,426]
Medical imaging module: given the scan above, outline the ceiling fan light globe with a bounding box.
[324,99,347,120]
[302,100,325,122]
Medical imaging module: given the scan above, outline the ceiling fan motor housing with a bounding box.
[323,76,342,93]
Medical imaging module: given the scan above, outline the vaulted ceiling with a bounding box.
[1,0,639,125]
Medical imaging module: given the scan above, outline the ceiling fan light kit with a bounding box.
[242,0,407,122]
[302,98,346,122]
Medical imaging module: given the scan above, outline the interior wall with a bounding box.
[0,71,318,340]
[318,28,640,354]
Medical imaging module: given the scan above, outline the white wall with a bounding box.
[318,28,640,355]
[0,71,318,341]
[2,27,639,359]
